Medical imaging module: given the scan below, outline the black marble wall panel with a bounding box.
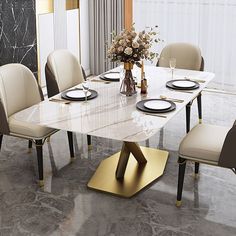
[0,0,37,76]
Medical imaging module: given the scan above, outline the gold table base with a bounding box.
[88,144,169,198]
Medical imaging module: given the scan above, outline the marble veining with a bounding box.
[12,66,214,142]
[0,91,236,235]
[0,0,37,75]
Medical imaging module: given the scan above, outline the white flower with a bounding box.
[132,42,139,48]
[124,47,133,55]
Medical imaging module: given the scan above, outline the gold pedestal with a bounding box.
[88,143,169,198]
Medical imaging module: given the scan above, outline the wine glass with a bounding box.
[82,81,89,102]
[169,58,176,80]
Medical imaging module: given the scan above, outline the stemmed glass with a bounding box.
[169,58,176,80]
[82,81,89,102]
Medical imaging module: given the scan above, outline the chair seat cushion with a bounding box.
[179,124,230,163]
[8,115,56,139]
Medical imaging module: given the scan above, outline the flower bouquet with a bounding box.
[107,25,161,96]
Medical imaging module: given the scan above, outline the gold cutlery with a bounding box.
[49,98,71,104]
[184,77,206,83]
[160,95,184,103]
[90,79,111,84]
[144,113,167,118]
[168,88,194,94]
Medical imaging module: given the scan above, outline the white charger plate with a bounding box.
[103,72,120,80]
[144,100,172,110]
[66,90,92,99]
[172,80,196,88]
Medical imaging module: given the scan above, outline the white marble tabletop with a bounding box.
[12,66,214,142]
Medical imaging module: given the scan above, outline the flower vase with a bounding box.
[120,62,137,96]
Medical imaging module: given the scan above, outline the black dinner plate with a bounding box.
[99,71,120,82]
[136,99,176,113]
[166,79,199,90]
[61,88,98,101]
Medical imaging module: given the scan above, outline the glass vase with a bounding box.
[120,62,137,96]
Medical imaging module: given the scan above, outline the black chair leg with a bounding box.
[0,134,3,151]
[28,140,33,153]
[176,157,186,207]
[35,140,44,187]
[194,162,200,178]
[196,93,202,176]
[185,102,192,133]
[87,135,92,150]
[197,93,202,124]
[67,131,75,160]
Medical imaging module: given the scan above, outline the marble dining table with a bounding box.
[12,66,214,197]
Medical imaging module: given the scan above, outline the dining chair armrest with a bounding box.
[45,63,60,98]
[0,100,10,135]
[218,125,236,168]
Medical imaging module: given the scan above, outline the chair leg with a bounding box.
[194,162,200,179]
[195,93,202,176]
[28,140,33,153]
[197,93,202,124]
[0,134,3,151]
[185,102,192,133]
[176,157,187,207]
[35,140,44,187]
[67,131,75,160]
[87,135,92,150]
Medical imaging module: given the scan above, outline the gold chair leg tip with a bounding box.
[70,156,76,162]
[88,144,92,151]
[193,173,199,179]
[176,200,182,207]
[28,148,32,153]
[38,180,44,187]
[199,119,202,124]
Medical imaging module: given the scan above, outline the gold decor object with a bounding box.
[88,142,169,198]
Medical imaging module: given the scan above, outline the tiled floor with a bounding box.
[0,91,236,236]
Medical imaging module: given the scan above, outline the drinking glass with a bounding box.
[169,58,176,80]
[82,81,89,102]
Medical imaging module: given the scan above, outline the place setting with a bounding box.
[166,78,200,93]
[99,71,121,82]
[136,98,176,118]
[61,82,98,102]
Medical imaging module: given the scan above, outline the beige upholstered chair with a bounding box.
[45,49,91,148]
[157,42,204,176]
[0,63,70,186]
[176,123,236,206]
[157,43,204,71]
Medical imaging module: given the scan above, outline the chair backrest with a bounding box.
[218,123,236,168]
[0,64,42,118]
[157,43,203,71]
[46,49,84,94]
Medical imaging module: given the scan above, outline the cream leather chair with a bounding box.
[0,63,66,186]
[157,43,204,71]
[157,43,204,176]
[176,123,236,206]
[45,49,91,148]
